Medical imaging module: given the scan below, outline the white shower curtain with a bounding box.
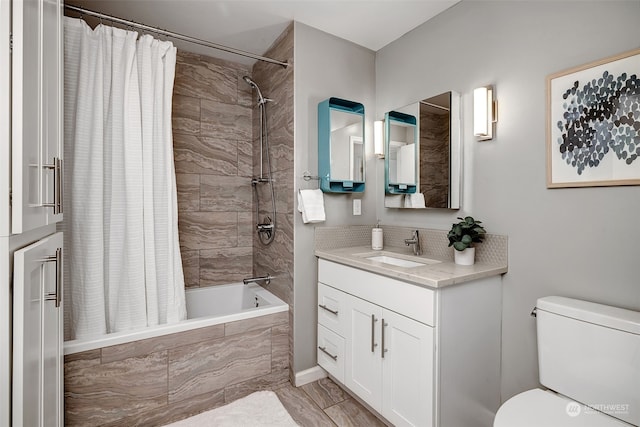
[64,17,186,338]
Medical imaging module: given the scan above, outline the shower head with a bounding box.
[243,75,266,105]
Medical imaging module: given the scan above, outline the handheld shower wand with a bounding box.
[243,76,267,105]
[243,75,277,245]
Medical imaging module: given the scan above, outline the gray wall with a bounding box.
[375,1,640,400]
[293,22,377,373]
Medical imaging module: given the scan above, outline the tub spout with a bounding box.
[243,275,273,286]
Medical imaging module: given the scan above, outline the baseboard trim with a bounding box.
[293,366,327,387]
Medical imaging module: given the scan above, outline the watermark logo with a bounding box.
[586,403,630,416]
[565,401,630,418]
[566,401,582,417]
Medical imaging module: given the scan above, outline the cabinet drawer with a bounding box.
[318,259,436,326]
[318,282,347,336]
[317,324,345,383]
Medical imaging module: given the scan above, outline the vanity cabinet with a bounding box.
[346,296,433,426]
[317,259,502,427]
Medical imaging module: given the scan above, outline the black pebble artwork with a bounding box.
[556,70,640,175]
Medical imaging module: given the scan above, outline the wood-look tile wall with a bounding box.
[250,24,294,308]
[173,51,255,287]
[419,105,450,209]
[64,312,290,426]
[250,25,295,382]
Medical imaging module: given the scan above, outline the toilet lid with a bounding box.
[494,389,629,427]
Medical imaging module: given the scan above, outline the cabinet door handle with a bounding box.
[318,346,338,361]
[381,320,388,359]
[39,157,63,214]
[40,247,62,308]
[371,314,378,353]
[318,304,338,315]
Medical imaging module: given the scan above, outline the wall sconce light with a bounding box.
[374,120,385,158]
[473,86,497,141]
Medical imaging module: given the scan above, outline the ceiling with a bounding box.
[68,0,460,65]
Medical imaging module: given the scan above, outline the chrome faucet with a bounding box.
[404,230,422,256]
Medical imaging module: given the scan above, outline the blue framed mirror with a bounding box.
[318,98,365,193]
[385,110,417,194]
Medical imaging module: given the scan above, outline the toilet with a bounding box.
[494,296,640,427]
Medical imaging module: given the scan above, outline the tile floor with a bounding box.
[272,377,387,427]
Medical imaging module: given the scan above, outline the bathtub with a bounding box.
[64,282,288,355]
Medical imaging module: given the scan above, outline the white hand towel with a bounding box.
[403,193,426,209]
[385,195,404,208]
[297,189,326,223]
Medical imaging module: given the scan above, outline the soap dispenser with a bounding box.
[372,221,383,250]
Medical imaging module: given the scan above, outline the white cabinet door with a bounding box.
[345,296,382,410]
[1,0,11,237]
[13,232,63,427]
[382,309,434,427]
[11,0,63,234]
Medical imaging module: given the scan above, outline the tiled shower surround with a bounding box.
[64,26,294,426]
[250,25,295,312]
[172,50,255,287]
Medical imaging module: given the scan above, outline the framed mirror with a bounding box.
[318,98,365,193]
[384,91,461,209]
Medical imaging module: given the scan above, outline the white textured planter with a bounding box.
[454,247,475,266]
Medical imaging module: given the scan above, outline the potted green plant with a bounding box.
[447,216,486,265]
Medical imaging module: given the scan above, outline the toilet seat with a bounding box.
[494,389,629,427]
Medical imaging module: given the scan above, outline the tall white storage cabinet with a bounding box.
[13,233,63,426]
[1,0,64,426]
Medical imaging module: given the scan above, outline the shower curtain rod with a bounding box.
[64,4,289,68]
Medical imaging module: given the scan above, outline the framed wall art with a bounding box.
[547,48,640,188]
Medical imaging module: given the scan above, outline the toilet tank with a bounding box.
[536,296,640,426]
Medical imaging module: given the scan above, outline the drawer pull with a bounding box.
[318,346,338,361]
[319,304,338,315]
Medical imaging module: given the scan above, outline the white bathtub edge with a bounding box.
[64,285,288,356]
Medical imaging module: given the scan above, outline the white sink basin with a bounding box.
[366,255,426,268]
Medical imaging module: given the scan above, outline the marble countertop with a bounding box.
[315,245,508,289]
